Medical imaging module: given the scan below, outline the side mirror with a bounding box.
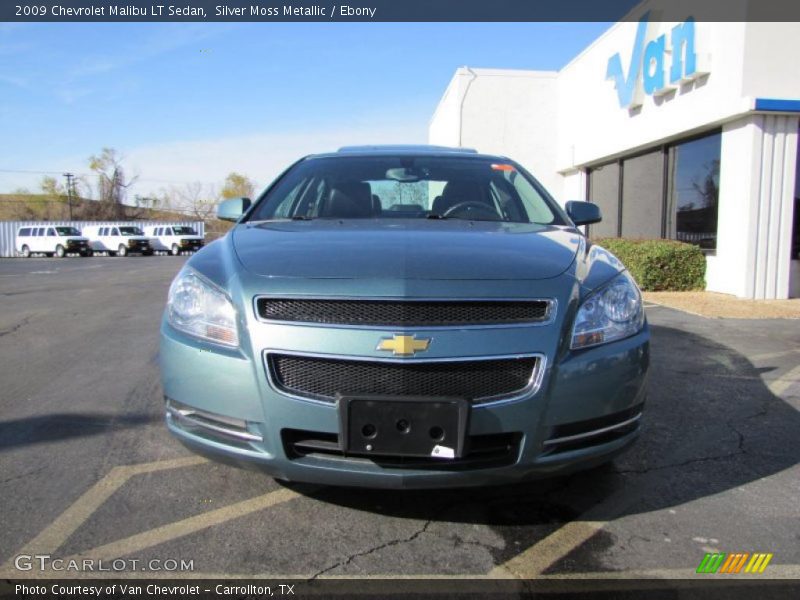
[217,197,251,222]
[565,200,602,226]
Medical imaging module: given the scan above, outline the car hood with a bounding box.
[232,220,581,280]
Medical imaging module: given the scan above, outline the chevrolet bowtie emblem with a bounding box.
[377,334,431,356]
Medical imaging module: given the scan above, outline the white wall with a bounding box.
[556,19,752,170]
[429,68,561,199]
[428,13,800,298]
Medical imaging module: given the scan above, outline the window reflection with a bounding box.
[667,133,721,250]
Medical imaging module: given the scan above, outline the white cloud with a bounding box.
[125,121,429,198]
[0,119,429,198]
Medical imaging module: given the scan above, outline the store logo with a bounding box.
[696,552,774,574]
[607,13,702,109]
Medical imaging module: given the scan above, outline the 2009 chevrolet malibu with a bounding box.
[159,145,649,488]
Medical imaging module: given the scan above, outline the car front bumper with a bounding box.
[159,318,649,489]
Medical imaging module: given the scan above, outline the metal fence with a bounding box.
[0,220,205,257]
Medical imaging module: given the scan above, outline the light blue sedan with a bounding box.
[159,145,649,488]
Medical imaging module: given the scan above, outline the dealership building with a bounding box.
[429,6,800,299]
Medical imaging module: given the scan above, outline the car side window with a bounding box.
[111,228,119,236]
[37,227,45,236]
[272,179,311,219]
[47,228,56,236]
[19,228,29,236]
[165,227,172,235]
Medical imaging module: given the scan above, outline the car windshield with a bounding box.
[172,226,196,235]
[56,227,81,236]
[119,227,144,236]
[248,155,564,224]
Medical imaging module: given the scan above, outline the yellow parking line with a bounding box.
[767,364,800,396]
[749,348,800,362]
[65,487,304,563]
[0,456,206,571]
[488,520,606,578]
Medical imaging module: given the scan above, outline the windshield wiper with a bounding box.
[426,214,448,220]
[291,215,314,221]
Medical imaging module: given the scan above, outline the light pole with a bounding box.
[62,172,74,220]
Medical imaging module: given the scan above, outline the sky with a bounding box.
[0,21,611,199]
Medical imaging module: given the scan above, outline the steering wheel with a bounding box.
[441,201,500,220]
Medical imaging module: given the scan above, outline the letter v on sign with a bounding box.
[606,12,650,109]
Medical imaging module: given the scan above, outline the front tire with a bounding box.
[55,245,66,258]
[118,244,128,257]
[171,244,180,256]
[21,245,30,258]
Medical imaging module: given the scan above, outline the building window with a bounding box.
[666,132,721,250]
[586,129,721,251]
[587,162,620,238]
[621,149,664,239]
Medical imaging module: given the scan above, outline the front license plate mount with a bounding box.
[338,395,470,459]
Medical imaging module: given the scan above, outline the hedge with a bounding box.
[592,238,706,291]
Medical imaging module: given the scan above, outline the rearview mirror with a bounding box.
[565,200,602,226]
[217,197,251,222]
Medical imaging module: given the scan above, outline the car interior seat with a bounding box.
[321,182,374,218]
[431,181,490,215]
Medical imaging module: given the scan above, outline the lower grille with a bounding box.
[267,353,541,405]
[282,429,521,470]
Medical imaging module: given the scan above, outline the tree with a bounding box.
[691,159,720,209]
[35,176,69,219]
[220,172,255,200]
[88,147,137,218]
[161,182,218,220]
[40,176,65,198]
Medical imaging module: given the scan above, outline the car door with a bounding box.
[33,227,46,252]
[46,227,58,253]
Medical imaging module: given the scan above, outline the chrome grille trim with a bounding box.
[166,400,262,442]
[543,413,642,447]
[263,349,546,408]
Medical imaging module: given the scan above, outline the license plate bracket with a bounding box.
[338,395,469,458]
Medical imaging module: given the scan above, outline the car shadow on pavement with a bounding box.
[284,323,800,547]
[0,413,157,451]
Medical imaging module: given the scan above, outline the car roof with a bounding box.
[306,144,511,162]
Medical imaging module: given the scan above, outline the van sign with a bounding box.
[607,13,704,109]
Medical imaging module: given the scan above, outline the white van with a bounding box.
[144,225,204,255]
[83,225,153,256]
[15,225,92,257]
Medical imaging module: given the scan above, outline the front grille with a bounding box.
[282,429,521,470]
[267,353,540,405]
[255,298,551,326]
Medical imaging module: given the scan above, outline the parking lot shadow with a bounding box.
[291,322,800,532]
[0,413,156,451]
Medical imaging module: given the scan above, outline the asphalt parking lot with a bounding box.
[0,256,798,581]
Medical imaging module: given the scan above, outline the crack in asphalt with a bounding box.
[0,466,47,485]
[307,517,434,580]
[0,316,32,337]
[613,418,750,475]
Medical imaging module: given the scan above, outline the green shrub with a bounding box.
[592,238,706,291]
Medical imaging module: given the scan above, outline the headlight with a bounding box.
[167,269,239,347]
[571,271,644,350]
